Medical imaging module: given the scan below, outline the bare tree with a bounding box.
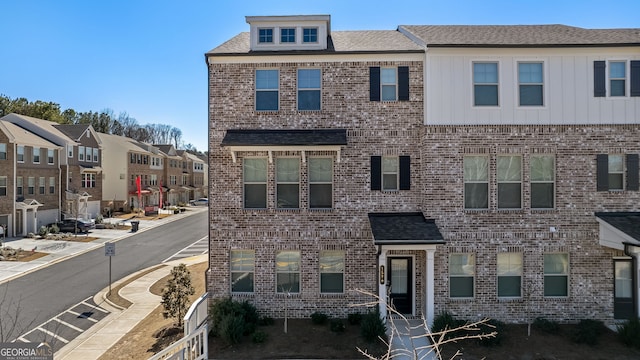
[170,127,182,148]
[0,284,38,342]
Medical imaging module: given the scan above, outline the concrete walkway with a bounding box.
[55,254,207,360]
[388,317,437,360]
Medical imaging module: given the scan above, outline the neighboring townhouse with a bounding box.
[0,120,62,236]
[177,150,207,200]
[157,144,189,205]
[2,113,103,220]
[98,133,165,212]
[207,15,640,326]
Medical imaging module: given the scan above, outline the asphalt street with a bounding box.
[0,210,208,346]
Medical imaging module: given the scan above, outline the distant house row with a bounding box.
[0,113,208,237]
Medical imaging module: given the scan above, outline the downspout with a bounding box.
[623,242,640,319]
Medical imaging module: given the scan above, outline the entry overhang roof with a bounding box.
[595,212,640,250]
[368,212,445,245]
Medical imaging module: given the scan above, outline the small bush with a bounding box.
[571,319,606,345]
[477,319,505,347]
[618,318,640,348]
[361,310,386,343]
[219,314,245,345]
[533,317,560,334]
[258,315,275,326]
[49,224,60,234]
[252,330,268,343]
[348,313,362,325]
[330,319,346,333]
[432,311,465,339]
[311,311,329,325]
[39,226,48,237]
[209,298,259,339]
[95,214,104,224]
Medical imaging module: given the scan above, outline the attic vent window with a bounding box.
[280,28,295,43]
[258,28,273,43]
[303,28,317,43]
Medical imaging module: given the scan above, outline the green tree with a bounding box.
[161,263,195,327]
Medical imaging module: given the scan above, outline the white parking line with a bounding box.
[81,300,108,313]
[67,310,98,323]
[162,236,208,263]
[37,327,68,343]
[52,317,84,333]
[17,337,29,342]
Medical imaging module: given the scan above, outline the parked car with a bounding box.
[189,198,209,206]
[49,219,95,233]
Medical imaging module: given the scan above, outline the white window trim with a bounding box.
[382,156,399,192]
[607,59,629,98]
[497,154,523,210]
[17,146,24,163]
[78,146,85,161]
[471,60,501,108]
[380,67,398,102]
[543,253,570,298]
[32,147,40,164]
[515,59,548,109]
[67,145,73,158]
[530,155,556,209]
[47,149,55,165]
[497,252,523,299]
[302,27,319,44]
[608,154,626,191]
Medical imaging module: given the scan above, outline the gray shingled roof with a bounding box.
[221,129,347,146]
[206,30,422,55]
[595,212,640,242]
[368,212,445,245]
[55,124,90,141]
[400,25,640,47]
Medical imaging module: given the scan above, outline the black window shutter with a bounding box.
[627,154,639,191]
[398,66,409,101]
[596,154,609,191]
[594,61,606,97]
[370,67,380,101]
[371,156,381,190]
[399,155,411,190]
[631,61,640,97]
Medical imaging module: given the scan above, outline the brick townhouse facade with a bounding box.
[207,16,640,325]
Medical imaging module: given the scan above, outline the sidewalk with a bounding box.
[55,253,208,360]
[0,206,207,284]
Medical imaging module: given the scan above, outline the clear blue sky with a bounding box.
[2,0,638,152]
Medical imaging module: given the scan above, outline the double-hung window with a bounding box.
[303,28,317,43]
[449,253,475,298]
[231,250,254,293]
[530,155,555,209]
[280,28,295,43]
[0,143,6,160]
[255,70,279,111]
[610,61,626,97]
[93,148,99,162]
[518,62,544,106]
[497,253,522,298]
[85,147,92,162]
[473,62,498,106]
[67,145,73,158]
[276,251,300,293]
[17,146,24,162]
[33,147,40,163]
[47,149,54,164]
[243,158,267,208]
[39,177,45,194]
[79,146,85,161]
[276,158,300,209]
[382,157,399,191]
[0,176,6,196]
[49,177,55,194]
[298,69,321,110]
[258,28,273,43]
[464,156,489,209]
[309,158,332,209]
[597,154,639,191]
[16,177,23,196]
[320,251,344,293]
[544,253,569,297]
[473,62,499,106]
[381,68,397,101]
[497,155,522,209]
[28,177,34,195]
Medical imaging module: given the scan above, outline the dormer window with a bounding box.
[280,28,295,43]
[303,28,318,43]
[258,28,273,43]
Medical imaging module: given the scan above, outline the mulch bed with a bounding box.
[2,250,49,262]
